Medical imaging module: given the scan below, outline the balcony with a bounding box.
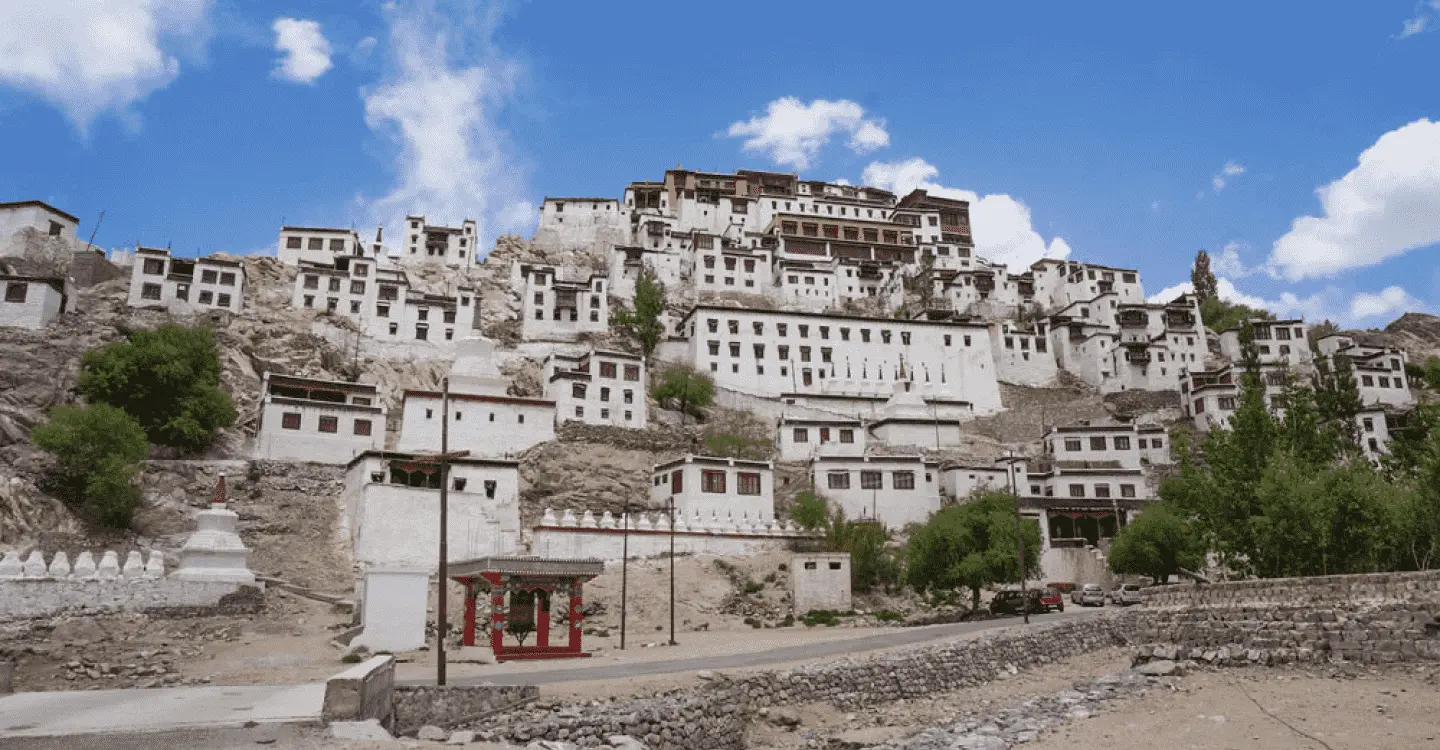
[1119,311,1149,328]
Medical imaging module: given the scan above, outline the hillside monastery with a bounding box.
[0,171,1425,591]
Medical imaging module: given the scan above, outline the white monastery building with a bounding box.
[276,226,376,266]
[292,254,477,355]
[775,415,866,462]
[395,336,556,458]
[544,348,648,428]
[0,274,75,329]
[400,216,478,267]
[253,373,386,464]
[0,200,79,254]
[652,455,775,525]
[127,247,245,314]
[811,454,941,529]
[1219,318,1311,369]
[517,263,610,341]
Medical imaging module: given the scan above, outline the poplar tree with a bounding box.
[1190,250,1219,303]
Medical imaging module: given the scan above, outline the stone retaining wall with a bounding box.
[0,577,243,621]
[465,617,1132,748]
[1142,570,1440,609]
[392,684,539,738]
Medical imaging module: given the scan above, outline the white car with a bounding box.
[1110,583,1144,606]
[1071,583,1106,607]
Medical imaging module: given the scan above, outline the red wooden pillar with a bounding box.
[568,582,584,651]
[536,590,551,649]
[461,581,477,647]
[486,576,506,657]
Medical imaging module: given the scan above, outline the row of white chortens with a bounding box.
[0,549,165,579]
[0,175,1425,594]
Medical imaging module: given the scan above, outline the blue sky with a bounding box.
[2,1,1438,326]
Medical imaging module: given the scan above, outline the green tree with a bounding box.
[819,505,900,594]
[77,324,237,452]
[31,404,149,528]
[904,492,1042,609]
[791,490,828,530]
[1190,250,1219,303]
[651,366,714,426]
[612,267,666,358]
[1312,354,1364,456]
[1106,504,1205,583]
[1250,453,1402,577]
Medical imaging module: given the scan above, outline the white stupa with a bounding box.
[172,474,256,585]
[448,336,510,396]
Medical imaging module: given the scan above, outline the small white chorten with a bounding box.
[172,474,256,585]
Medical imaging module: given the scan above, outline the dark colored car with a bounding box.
[989,589,1047,616]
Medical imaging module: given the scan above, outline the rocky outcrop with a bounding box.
[1384,312,1440,362]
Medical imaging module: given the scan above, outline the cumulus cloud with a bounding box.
[726,97,889,170]
[1350,286,1427,319]
[272,17,332,84]
[359,1,534,256]
[0,0,212,134]
[1267,118,1440,281]
[1211,160,1246,193]
[1213,241,1254,278]
[1398,0,1440,38]
[1146,277,1268,309]
[861,158,1070,271]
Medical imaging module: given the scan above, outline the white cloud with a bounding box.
[0,0,212,134]
[1149,200,1163,213]
[272,17,332,84]
[1213,241,1253,278]
[1267,118,1440,281]
[1349,286,1426,319]
[726,97,889,170]
[1398,0,1440,38]
[359,1,533,255]
[1211,160,1246,193]
[861,157,1070,271]
[352,36,378,62]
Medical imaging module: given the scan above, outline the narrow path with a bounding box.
[0,683,326,740]
[418,608,1104,687]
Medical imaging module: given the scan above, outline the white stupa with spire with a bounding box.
[172,474,256,585]
[448,336,510,396]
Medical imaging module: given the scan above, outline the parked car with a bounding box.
[1110,583,1144,606]
[1037,587,1065,612]
[1072,583,1106,607]
[1047,582,1077,596]
[988,589,1046,616]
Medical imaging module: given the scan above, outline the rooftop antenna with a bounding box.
[85,210,105,252]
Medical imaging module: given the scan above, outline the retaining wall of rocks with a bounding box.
[1134,570,1440,667]
[392,684,539,739]
[464,617,1133,748]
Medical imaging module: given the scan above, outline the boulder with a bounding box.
[328,719,394,741]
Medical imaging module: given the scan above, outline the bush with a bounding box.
[31,404,149,528]
[743,616,762,629]
[77,324,236,452]
[743,581,764,595]
[874,609,904,623]
[763,572,777,583]
[779,614,794,627]
[802,609,840,627]
[340,652,364,664]
[791,491,828,531]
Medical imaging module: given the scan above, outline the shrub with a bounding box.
[803,609,840,627]
[77,324,236,452]
[743,581,764,595]
[31,404,149,528]
[763,572,777,583]
[874,609,904,623]
[743,616,762,629]
[780,614,794,627]
[791,490,828,531]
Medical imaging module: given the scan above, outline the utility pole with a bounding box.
[1002,451,1029,625]
[430,379,470,685]
[619,501,630,650]
[85,210,105,252]
[668,494,677,647]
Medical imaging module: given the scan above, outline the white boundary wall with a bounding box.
[529,508,817,562]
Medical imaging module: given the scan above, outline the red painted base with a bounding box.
[493,649,593,663]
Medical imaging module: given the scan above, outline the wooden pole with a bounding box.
[620,501,630,650]
[437,377,450,685]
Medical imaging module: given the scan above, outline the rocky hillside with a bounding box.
[1384,312,1440,362]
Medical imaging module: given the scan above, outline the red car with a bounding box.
[1037,587,1065,612]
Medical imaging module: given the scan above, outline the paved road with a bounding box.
[416,608,1103,687]
[0,683,326,740]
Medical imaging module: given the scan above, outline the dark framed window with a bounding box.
[737,472,761,496]
[827,472,850,489]
[860,471,883,490]
[893,471,915,490]
[702,470,726,493]
[281,412,301,430]
[354,419,372,436]
[318,416,339,433]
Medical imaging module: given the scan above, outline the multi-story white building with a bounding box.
[1179,363,1292,432]
[775,416,866,461]
[534,198,628,249]
[811,455,941,529]
[544,348,648,428]
[343,450,521,571]
[293,256,477,352]
[1042,422,1172,470]
[1219,318,1311,369]
[1316,334,1414,410]
[989,321,1058,386]
[1045,293,1206,393]
[395,336,557,458]
[127,247,245,314]
[669,305,1003,416]
[398,216,478,267]
[0,273,75,329]
[651,455,775,523]
[276,226,374,266]
[254,373,385,464]
[695,240,772,296]
[1029,259,1145,312]
[517,263,610,341]
[0,200,79,255]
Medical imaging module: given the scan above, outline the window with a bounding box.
[738,472,762,495]
[671,471,682,493]
[828,472,851,490]
[281,412,301,430]
[285,236,303,249]
[624,364,640,381]
[1120,484,1136,498]
[793,428,809,443]
[800,346,811,362]
[600,362,617,378]
[729,342,741,357]
[572,383,586,399]
[777,323,788,336]
[415,325,428,340]
[219,272,236,286]
[308,237,324,250]
[1369,438,1379,452]
[389,322,398,335]
[3,283,25,303]
[778,345,789,360]
[329,278,341,292]
[860,471,883,490]
[901,332,911,346]
[1138,439,1148,449]
[1064,438,1082,452]
[1068,484,1085,498]
[377,304,389,318]
[1218,396,1236,410]
[600,387,610,402]
[1194,397,1206,413]
[623,389,634,404]
[1362,375,1374,387]
[318,416,338,433]
[518,414,525,424]
[1114,436,1131,450]
[839,429,855,444]
[198,291,214,305]
[1089,436,1106,451]
[861,329,871,343]
[199,270,218,284]
[575,406,584,417]
[702,470,726,493]
[881,330,891,344]
[354,419,372,436]
[821,347,832,363]
[141,282,163,301]
[1094,484,1111,498]
[798,324,809,338]
[893,471,915,490]
[303,275,319,290]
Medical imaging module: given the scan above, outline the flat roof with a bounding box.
[280,226,358,235]
[812,454,937,465]
[266,372,379,392]
[447,555,603,580]
[0,200,79,223]
[653,454,773,472]
[0,274,65,293]
[345,449,521,470]
[404,390,555,409]
[682,304,990,330]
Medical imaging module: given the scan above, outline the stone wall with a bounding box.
[392,684,538,738]
[464,617,1132,748]
[0,577,244,621]
[1134,570,1440,667]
